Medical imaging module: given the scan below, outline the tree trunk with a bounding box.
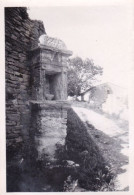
[81,94,84,101]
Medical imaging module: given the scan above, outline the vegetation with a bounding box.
[66,108,115,191]
[67,57,103,97]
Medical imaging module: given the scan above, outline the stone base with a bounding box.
[30,100,70,161]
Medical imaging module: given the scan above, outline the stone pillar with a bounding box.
[30,35,72,162]
[30,101,70,161]
[30,49,46,101]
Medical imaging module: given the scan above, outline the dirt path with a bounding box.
[72,106,129,191]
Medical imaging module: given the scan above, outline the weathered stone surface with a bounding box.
[39,34,67,50]
[6,7,74,192]
[6,7,45,165]
[29,32,72,162]
[30,101,70,161]
[30,44,71,101]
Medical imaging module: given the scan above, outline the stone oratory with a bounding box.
[29,35,72,161]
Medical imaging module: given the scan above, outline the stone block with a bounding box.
[31,101,70,161]
[15,136,23,143]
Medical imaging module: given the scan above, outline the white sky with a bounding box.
[28,5,133,88]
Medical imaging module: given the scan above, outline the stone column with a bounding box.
[30,49,46,101]
[29,35,72,163]
[30,101,70,162]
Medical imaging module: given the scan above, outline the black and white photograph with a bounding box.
[0,0,134,194]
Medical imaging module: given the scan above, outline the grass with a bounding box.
[66,108,115,191]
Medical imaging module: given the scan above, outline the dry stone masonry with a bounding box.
[6,7,73,191]
[6,5,72,172]
[5,8,45,164]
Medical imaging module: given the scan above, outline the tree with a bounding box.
[67,57,103,98]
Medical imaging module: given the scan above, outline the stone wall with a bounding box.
[6,8,72,192]
[5,7,45,162]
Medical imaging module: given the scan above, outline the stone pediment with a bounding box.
[38,34,72,55]
[39,34,67,50]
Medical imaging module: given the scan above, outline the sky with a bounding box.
[28,5,133,88]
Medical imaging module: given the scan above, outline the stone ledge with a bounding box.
[30,45,73,56]
[30,100,71,110]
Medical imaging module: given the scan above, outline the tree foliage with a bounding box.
[67,57,103,97]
